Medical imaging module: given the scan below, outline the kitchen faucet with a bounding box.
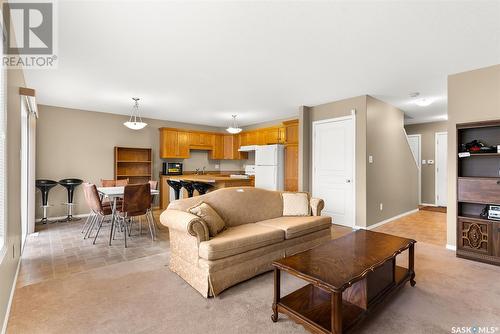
[202,166,206,175]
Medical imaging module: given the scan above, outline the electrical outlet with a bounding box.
[215,164,220,169]
[379,203,383,211]
[369,155,373,164]
[422,160,426,165]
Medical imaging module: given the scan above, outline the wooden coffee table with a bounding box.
[271,230,416,334]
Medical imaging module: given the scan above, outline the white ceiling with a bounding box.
[24,1,500,126]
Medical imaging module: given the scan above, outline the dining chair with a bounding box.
[115,183,156,247]
[115,178,129,186]
[100,179,116,187]
[82,183,113,244]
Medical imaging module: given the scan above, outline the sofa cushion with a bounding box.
[255,216,331,239]
[188,202,226,237]
[198,224,285,260]
[282,192,310,216]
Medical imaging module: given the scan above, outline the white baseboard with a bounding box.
[359,208,419,230]
[1,257,21,334]
[446,244,457,251]
[420,203,437,207]
[35,213,89,223]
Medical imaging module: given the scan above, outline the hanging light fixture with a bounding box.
[124,97,147,130]
[226,115,242,134]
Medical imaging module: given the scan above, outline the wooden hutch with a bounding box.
[456,120,500,266]
[114,147,152,184]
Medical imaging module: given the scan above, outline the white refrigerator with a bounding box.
[255,144,284,191]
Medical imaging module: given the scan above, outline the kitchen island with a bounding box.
[159,173,254,209]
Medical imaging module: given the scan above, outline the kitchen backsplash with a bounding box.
[163,150,255,172]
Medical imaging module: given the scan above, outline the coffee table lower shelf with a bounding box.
[276,266,411,334]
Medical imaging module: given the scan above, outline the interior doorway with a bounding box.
[407,134,422,204]
[312,115,355,227]
[435,132,448,207]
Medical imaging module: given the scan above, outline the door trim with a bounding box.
[406,133,422,204]
[434,131,447,206]
[311,115,356,227]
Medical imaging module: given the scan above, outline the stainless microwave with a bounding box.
[162,162,182,175]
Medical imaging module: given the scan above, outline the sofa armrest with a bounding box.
[310,198,325,216]
[160,209,209,243]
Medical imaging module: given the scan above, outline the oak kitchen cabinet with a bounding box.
[209,134,224,160]
[283,120,299,191]
[189,131,214,149]
[223,135,248,160]
[160,128,190,159]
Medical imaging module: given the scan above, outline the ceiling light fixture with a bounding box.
[226,115,242,134]
[409,92,434,107]
[124,97,147,130]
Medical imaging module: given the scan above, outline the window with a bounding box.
[0,50,5,251]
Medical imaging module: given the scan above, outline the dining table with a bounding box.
[97,186,160,244]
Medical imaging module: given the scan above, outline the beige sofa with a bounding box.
[160,187,331,297]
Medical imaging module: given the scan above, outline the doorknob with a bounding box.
[346,179,351,183]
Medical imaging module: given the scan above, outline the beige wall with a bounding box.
[36,105,243,218]
[299,95,418,228]
[299,96,368,227]
[405,121,448,205]
[366,96,418,226]
[447,64,500,247]
[0,69,26,330]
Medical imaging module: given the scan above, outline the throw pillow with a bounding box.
[188,202,226,237]
[282,192,310,216]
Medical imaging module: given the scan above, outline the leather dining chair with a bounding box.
[100,179,116,187]
[82,183,113,244]
[114,183,156,247]
[115,178,129,186]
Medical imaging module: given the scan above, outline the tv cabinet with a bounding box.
[456,120,500,266]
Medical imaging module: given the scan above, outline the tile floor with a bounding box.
[17,210,169,288]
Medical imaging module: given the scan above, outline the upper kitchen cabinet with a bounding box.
[209,134,224,160]
[189,131,214,149]
[223,135,248,160]
[160,128,190,159]
[262,126,285,144]
[283,119,299,144]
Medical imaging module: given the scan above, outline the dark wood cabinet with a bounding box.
[456,120,500,266]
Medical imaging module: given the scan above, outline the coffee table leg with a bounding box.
[409,243,416,287]
[271,268,280,322]
[331,291,342,334]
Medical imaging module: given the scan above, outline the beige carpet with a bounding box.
[7,240,500,334]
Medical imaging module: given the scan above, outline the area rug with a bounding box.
[7,242,499,334]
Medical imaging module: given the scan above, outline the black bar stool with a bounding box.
[58,178,83,222]
[180,181,195,198]
[192,182,213,195]
[167,180,183,200]
[35,179,58,224]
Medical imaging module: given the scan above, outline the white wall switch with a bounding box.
[379,203,383,211]
[369,155,373,163]
[427,160,434,165]
[422,160,427,165]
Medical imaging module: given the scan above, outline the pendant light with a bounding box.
[124,97,147,130]
[226,115,242,134]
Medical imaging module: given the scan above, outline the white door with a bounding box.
[407,134,421,204]
[435,132,448,206]
[312,117,355,227]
